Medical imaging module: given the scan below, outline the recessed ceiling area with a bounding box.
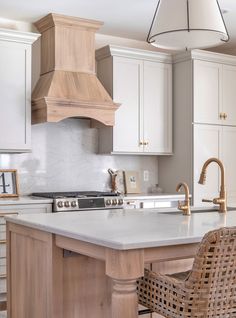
[0,0,236,53]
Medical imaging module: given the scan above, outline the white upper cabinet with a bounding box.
[193,60,221,125]
[193,52,236,126]
[112,57,142,153]
[96,46,172,155]
[222,65,236,126]
[143,61,172,153]
[0,29,39,153]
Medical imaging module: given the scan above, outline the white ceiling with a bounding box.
[0,0,236,51]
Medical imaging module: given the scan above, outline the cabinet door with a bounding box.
[113,56,143,153]
[193,60,221,125]
[221,127,236,205]
[143,62,172,154]
[0,41,31,152]
[222,65,236,126]
[193,124,220,206]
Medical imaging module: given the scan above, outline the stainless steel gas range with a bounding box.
[32,191,124,212]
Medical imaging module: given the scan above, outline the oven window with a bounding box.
[78,198,105,209]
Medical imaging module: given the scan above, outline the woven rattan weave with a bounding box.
[137,227,236,318]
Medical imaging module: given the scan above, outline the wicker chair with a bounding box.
[137,227,236,318]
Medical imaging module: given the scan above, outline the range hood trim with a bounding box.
[32,97,119,125]
[35,13,104,33]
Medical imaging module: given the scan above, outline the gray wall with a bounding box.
[0,119,158,195]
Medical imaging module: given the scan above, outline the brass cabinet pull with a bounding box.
[0,274,6,279]
[0,240,6,244]
[143,141,149,146]
[223,113,227,120]
[139,141,144,146]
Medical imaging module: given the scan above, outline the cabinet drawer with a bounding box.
[0,258,6,277]
[0,277,6,294]
[0,245,6,260]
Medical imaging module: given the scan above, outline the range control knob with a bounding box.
[106,199,111,206]
[57,201,64,208]
[112,199,118,205]
[118,199,124,205]
[64,201,70,208]
[71,201,77,208]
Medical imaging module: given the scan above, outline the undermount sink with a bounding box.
[159,207,236,215]
[191,207,236,213]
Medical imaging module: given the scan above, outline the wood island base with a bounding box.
[7,223,198,318]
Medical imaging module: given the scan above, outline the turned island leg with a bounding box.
[106,249,144,318]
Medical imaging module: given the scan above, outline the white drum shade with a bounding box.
[147,0,229,50]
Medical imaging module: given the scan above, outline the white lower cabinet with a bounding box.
[0,203,51,315]
[194,124,236,206]
[159,123,236,206]
[221,126,236,204]
[96,45,172,155]
[193,125,220,206]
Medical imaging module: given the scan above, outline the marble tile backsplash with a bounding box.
[0,119,158,195]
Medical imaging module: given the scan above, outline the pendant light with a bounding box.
[147,0,229,51]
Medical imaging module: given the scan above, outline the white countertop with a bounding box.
[0,196,53,205]
[124,193,186,200]
[6,208,236,250]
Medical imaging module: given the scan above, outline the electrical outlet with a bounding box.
[143,170,149,182]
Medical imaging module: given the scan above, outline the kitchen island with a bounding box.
[6,208,235,318]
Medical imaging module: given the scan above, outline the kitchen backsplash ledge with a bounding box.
[0,118,158,195]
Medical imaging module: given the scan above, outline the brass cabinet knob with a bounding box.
[143,141,149,146]
[139,141,144,146]
[220,112,228,120]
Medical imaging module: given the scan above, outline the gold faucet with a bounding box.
[198,157,227,213]
[176,182,191,215]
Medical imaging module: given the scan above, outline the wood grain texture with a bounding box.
[7,223,199,318]
[112,279,138,318]
[35,13,103,34]
[7,223,63,318]
[56,235,106,260]
[106,249,144,318]
[32,13,119,126]
[106,248,144,280]
[63,255,112,318]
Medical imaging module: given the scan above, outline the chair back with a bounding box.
[186,227,236,316]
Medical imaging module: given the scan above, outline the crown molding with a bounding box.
[173,49,236,65]
[0,28,40,44]
[96,45,172,63]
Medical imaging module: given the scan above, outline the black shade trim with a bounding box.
[147,0,230,46]
[216,0,230,41]
[187,0,190,32]
[147,28,229,44]
[146,0,161,42]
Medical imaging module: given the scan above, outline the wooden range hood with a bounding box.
[32,13,120,125]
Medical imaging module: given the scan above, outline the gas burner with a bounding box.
[32,191,119,199]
